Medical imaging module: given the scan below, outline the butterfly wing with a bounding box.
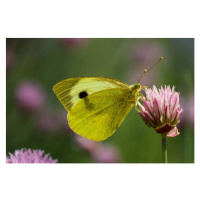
[68,88,133,141]
[53,77,129,112]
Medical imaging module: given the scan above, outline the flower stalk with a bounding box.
[162,134,167,163]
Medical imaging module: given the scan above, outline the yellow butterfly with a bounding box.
[53,58,163,141]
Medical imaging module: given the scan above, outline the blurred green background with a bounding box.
[6,38,194,163]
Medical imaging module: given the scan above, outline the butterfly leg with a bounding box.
[134,106,140,112]
[138,93,145,99]
[139,92,150,102]
[134,93,150,112]
[134,94,144,112]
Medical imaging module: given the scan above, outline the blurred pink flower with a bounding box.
[188,92,194,126]
[60,38,88,47]
[6,148,57,163]
[131,40,165,65]
[74,135,100,153]
[178,95,186,129]
[178,92,194,127]
[129,66,158,88]
[36,110,59,133]
[15,81,46,113]
[138,85,183,137]
[128,41,165,87]
[58,111,74,133]
[6,49,15,72]
[91,145,121,163]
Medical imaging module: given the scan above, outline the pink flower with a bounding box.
[6,148,57,163]
[6,49,15,72]
[91,145,121,163]
[74,135,100,153]
[130,40,165,65]
[15,81,46,113]
[138,85,183,137]
[36,109,59,133]
[128,41,165,88]
[60,38,88,47]
[188,92,194,126]
[58,111,74,133]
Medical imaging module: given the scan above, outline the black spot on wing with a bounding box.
[79,91,94,110]
[79,91,88,99]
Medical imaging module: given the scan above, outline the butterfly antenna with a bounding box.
[137,57,163,83]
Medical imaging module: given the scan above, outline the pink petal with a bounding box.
[172,109,183,125]
[154,114,162,126]
[144,111,156,127]
[138,112,152,127]
[167,127,180,137]
[138,102,145,113]
[169,92,175,115]
[8,153,18,163]
[143,100,154,118]
[153,97,160,119]
[173,93,179,110]
[172,86,175,93]
[159,98,165,117]
[171,107,180,122]
[165,105,170,123]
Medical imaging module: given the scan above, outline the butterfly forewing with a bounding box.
[53,77,129,112]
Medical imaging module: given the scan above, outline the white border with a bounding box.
[1,1,199,199]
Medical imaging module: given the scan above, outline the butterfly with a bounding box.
[53,58,163,141]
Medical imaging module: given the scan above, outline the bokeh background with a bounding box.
[6,38,194,163]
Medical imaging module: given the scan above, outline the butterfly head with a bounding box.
[130,83,141,93]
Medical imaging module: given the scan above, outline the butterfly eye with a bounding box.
[79,91,88,99]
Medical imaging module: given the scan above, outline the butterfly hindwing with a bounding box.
[67,88,133,141]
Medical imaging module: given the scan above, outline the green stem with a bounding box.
[162,134,168,163]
